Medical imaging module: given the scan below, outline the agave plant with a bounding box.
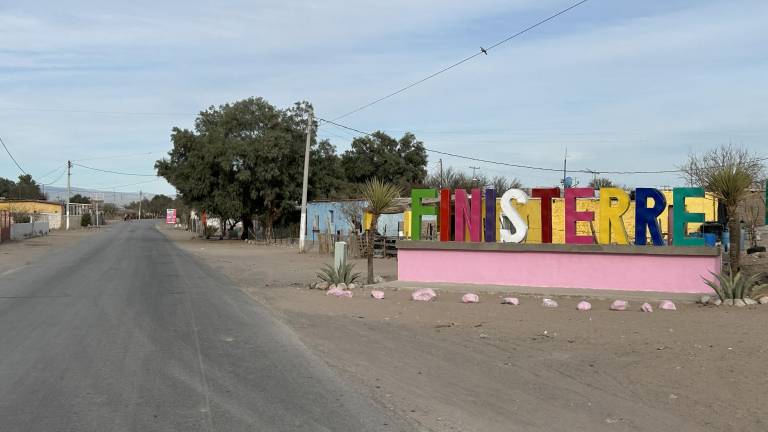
[316,262,360,286]
[703,269,762,300]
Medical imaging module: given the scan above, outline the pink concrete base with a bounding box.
[398,248,719,294]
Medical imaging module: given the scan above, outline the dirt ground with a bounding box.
[167,226,768,431]
[0,228,102,274]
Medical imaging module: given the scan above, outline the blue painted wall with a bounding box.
[305,200,405,240]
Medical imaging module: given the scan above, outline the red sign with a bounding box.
[166,208,176,224]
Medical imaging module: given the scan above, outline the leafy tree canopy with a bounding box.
[156,97,312,237]
[70,193,91,204]
[0,175,45,200]
[341,131,427,192]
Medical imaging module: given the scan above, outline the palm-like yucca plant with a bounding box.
[317,262,360,286]
[360,178,402,284]
[703,269,761,301]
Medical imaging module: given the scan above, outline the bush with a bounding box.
[317,262,360,286]
[10,212,30,223]
[80,213,92,227]
[703,270,762,300]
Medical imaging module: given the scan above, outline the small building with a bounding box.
[0,199,64,230]
[304,199,413,241]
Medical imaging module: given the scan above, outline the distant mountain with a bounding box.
[42,186,166,206]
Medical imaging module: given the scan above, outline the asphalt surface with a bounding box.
[0,221,411,431]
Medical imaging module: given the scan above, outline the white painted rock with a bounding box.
[659,300,677,311]
[724,299,734,306]
[462,293,480,303]
[759,296,768,305]
[699,295,711,305]
[412,288,437,302]
[371,290,385,300]
[502,297,519,305]
[610,300,628,311]
[542,298,558,308]
[336,283,348,290]
[576,301,592,311]
[348,283,358,290]
[744,298,758,305]
[317,281,329,290]
[734,299,746,307]
[713,298,722,306]
[640,302,653,313]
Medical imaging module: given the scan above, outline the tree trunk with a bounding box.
[240,215,253,240]
[265,212,273,243]
[366,214,379,284]
[727,206,740,276]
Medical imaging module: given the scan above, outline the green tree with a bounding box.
[309,139,350,199]
[70,193,91,204]
[681,145,764,274]
[0,175,45,200]
[156,97,312,240]
[360,178,402,284]
[341,131,427,191]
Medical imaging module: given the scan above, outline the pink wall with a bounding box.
[398,249,719,294]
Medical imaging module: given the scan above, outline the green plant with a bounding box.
[360,178,402,284]
[703,269,762,300]
[10,212,31,223]
[80,213,92,227]
[316,262,360,286]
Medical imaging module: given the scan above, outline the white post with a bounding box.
[298,108,313,253]
[66,160,71,230]
[138,190,142,220]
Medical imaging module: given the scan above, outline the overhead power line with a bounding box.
[36,163,68,181]
[332,0,591,121]
[0,134,27,175]
[72,162,157,177]
[318,118,768,176]
[42,167,67,186]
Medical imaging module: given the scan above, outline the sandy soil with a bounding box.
[161,226,768,432]
[0,227,103,274]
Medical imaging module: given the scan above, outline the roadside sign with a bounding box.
[166,209,176,224]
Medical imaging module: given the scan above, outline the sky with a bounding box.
[1,0,766,197]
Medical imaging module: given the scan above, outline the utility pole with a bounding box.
[438,158,443,188]
[469,166,480,188]
[562,147,568,188]
[138,190,142,220]
[298,107,313,253]
[66,160,71,230]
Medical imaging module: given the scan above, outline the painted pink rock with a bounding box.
[462,293,480,303]
[542,298,558,308]
[502,297,520,305]
[412,288,437,302]
[326,286,343,296]
[610,300,628,311]
[327,287,352,297]
[659,300,677,311]
[371,290,385,300]
[641,302,654,312]
[577,301,592,311]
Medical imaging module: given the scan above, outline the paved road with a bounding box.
[0,221,410,431]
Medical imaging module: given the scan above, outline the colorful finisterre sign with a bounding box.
[166,208,177,224]
[410,187,711,246]
[400,186,721,295]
